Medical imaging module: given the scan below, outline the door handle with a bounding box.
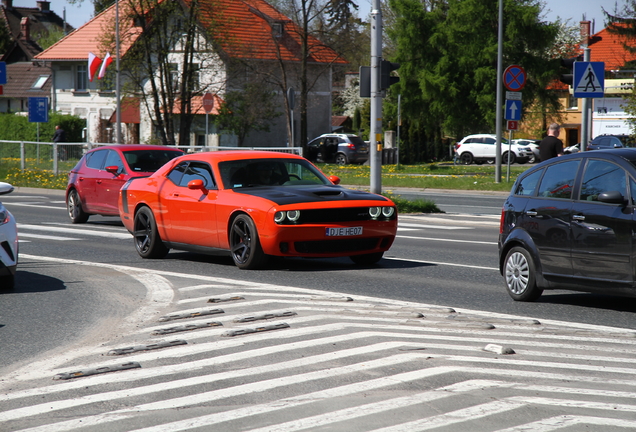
[572,215,585,221]
[525,210,538,216]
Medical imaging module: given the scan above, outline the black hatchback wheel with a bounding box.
[230,214,268,269]
[503,246,543,301]
[133,207,169,259]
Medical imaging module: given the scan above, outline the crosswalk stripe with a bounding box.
[17,224,131,239]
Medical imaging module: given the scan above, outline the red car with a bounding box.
[119,151,397,269]
[66,145,184,223]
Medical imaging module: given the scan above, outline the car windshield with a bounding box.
[220,158,331,189]
[123,150,183,172]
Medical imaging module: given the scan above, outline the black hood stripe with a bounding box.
[232,185,389,206]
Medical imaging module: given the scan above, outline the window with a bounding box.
[538,160,580,199]
[103,150,125,173]
[515,168,544,196]
[31,75,50,89]
[85,149,107,169]
[579,160,626,201]
[169,63,179,92]
[76,64,87,91]
[168,161,188,185]
[179,162,214,188]
[567,93,578,109]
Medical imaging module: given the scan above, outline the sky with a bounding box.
[9,0,631,34]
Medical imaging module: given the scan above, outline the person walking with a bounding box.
[53,125,68,161]
[539,123,563,161]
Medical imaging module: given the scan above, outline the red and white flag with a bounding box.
[98,52,113,79]
[88,52,102,82]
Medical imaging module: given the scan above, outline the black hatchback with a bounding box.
[499,149,636,301]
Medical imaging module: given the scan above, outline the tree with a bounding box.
[385,0,561,161]
[214,83,280,147]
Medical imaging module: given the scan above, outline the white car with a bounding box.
[456,134,532,165]
[513,139,541,163]
[0,182,18,290]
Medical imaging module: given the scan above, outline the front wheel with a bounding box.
[230,214,268,269]
[133,207,169,259]
[67,189,89,224]
[350,252,384,265]
[503,246,543,301]
[503,151,516,164]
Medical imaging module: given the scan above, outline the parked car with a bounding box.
[305,133,369,165]
[66,145,184,223]
[119,151,397,269]
[563,143,580,154]
[0,182,18,290]
[499,148,636,301]
[513,139,541,163]
[456,134,532,164]
[587,134,626,151]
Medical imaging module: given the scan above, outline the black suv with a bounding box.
[306,134,369,165]
[586,134,630,151]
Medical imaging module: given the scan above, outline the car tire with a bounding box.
[503,152,516,164]
[335,153,348,165]
[459,152,473,165]
[67,189,89,224]
[230,214,268,270]
[350,252,384,265]
[503,246,543,302]
[0,273,14,291]
[133,206,169,259]
[527,154,536,164]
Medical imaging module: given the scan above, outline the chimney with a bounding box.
[2,0,13,9]
[580,20,591,47]
[20,16,29,41]
[37,1,50,12]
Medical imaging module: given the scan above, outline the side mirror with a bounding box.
[328,175,341,185]
[105,165,121,175]
[188,179,207,191]
[597,191,625,204]
[0,182,14,195]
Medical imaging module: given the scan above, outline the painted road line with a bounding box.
[17,224,131,239]
[396,235,497,245]
[18,233,80,241]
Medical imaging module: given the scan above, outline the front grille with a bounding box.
[298,208,376,224]
[294,237,380,254]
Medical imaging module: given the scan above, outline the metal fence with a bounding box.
[0,140,303,175]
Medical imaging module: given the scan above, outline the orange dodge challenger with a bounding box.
[119,151,398,269]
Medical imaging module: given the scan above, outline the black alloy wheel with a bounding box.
[133,207,169,259]
[229,214,268,269]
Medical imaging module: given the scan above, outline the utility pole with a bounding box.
[369,0,382,194]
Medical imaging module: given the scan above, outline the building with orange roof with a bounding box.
[537,21,636,148]
[34,0,346,146]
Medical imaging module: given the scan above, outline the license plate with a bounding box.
[325,226,363,236]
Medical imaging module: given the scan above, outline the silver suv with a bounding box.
[456,134,532,164]
[306,134,369,165]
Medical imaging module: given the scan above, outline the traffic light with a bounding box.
[559,54,583,85]
[381,60,400,90]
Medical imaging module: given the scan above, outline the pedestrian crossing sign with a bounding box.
[573,62,605,98]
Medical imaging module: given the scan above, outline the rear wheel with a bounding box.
[503,246,543,301]
[459,152,473,165]
[350,252,384,265]
[335,153,348,165]
[133,207,169,259]
[67,189,89,224]
[230,214,268,269]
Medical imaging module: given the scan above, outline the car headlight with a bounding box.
[0,210,8,225]
[369,206,395,220]
[274,210,301,224]
[382,207,395,218]
[369,207,382,218]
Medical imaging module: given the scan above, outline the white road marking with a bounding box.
[18,233,80,241]
[396,234,497,245]
[386,256,498,270]
[17,224,131,239]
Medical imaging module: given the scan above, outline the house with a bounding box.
[0,0,72,114]
[34,0,346,147]
[546,21,636,146]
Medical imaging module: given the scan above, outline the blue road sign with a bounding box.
[0,62,6,85]
[573,62,604,98]
[28,97,49,123]
[505,99,522,121]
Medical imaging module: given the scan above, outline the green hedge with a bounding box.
[0,113,85,142]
